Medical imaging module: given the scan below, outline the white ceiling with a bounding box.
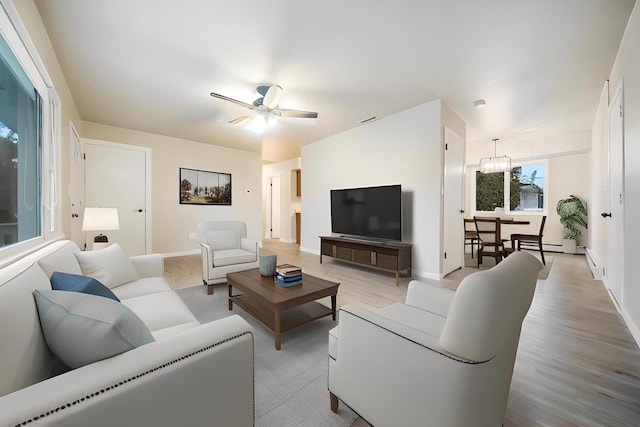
[34,0,635,162]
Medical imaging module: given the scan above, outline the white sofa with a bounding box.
[0,240,254,427]
[328,251,542,427]
[198,221,259,294]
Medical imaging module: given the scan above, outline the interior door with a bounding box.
[270,176,281,239]
[443,127,465,276]
[606,83,624,307]
[69,123,84,247]
[84,141,149,255]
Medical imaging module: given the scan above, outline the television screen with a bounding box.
[330,184,402,241]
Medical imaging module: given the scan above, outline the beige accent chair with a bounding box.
[328,251,542,427]
[198,221,259,294]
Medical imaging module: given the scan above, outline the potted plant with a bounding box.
[556,195,587,254]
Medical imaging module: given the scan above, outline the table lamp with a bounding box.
[82,207,119,249]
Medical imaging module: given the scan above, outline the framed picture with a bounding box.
[179,168,232,205]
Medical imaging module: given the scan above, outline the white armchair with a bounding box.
[328,251,542,427]
[198,221,259,294]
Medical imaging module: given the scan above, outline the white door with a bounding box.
[69,123,84,247]
[606,83,624,307]
[84,141,149,255]
[269,176,281,239]
[443,127,465,275]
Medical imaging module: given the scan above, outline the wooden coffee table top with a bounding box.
[226,268,339,309]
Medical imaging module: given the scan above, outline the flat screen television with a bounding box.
[330,184,402,241]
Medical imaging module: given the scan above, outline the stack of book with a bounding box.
[274,264,303,287]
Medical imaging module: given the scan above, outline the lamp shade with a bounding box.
[479,138,511,173]
[82,208,119,232]
[480,156,512,173]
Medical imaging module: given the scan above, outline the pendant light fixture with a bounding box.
[480,138,511,174]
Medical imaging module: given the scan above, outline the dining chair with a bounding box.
[510,216,547,265]
[464,218,479,258]
[474,217,506,268]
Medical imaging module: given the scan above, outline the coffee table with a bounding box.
[227,268,340,350]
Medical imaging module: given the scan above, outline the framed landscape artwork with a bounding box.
[180,168,232,205]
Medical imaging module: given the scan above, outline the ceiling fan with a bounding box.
[210,85,318,134]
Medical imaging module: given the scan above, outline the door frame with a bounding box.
[81,138,152,253]
[605,80,625,308]
[442,126,465,276]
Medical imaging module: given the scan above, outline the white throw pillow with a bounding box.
[206,229,240,251]
[33,289,154,369]
[75,243,139,288]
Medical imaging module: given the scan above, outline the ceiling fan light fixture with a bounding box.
[245,114,266,134]
[479,138,511,173]
[262,85,283,109]
[267,115,278,127]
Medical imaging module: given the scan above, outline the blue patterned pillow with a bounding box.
[50,271,120,302]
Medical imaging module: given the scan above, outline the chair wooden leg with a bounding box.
[538,239,545,265]
[207,284,214,295]
[330,392,339,413]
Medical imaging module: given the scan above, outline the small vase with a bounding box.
[259,254,277,276]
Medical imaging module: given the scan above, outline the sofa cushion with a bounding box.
[213,248,256,267]
[111,277,173,300]
[75,243,140,288]
[50,271,120,302]
[207,229,240,251]
[32,289,154,369]
[121,291,198,333]
[375,303,446,338]
[38,243,83,278]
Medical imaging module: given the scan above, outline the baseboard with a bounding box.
[621,308,640,349]
[585,248,604,280]
[300,246,320,255]
[162,249,200,258]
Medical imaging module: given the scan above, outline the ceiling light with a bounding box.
[480,138,511,173]
[473,99,487,109]
[245,114,266,134]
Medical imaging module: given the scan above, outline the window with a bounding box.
[0,35,42,248]
[0,0,59,259]
[473,160,547,215]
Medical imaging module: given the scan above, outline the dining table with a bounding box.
[465,217,530,226]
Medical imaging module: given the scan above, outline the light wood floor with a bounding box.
[164,240,640,426]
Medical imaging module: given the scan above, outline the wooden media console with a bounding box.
[320,236,412,287]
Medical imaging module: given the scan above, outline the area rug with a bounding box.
[176,285,358,427]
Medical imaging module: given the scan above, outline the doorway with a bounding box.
[606,82,624,308]
[265,176,281,239]
[83,139,151,255]
[442,127,465,276]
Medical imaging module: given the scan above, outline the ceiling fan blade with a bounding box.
[256,85,270,97]
[276,108,318,119]
[262,85,283,109]
[210,92,254,110]
[229,115,252,125]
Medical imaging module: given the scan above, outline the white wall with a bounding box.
[301,100,443,279]
[465,131,591,247]
[262,157,301,243]
[607,2,640,342]
[82,121,263,255]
